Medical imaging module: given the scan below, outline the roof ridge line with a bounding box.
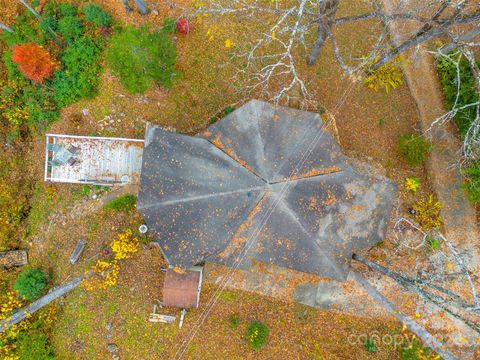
[267,193,346,280]
[268,166,343,184]
[201,137,269,184]
[137,186,267,210]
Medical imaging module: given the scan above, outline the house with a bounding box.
[137,100,397,282]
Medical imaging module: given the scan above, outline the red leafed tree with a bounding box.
[11,43,57,83]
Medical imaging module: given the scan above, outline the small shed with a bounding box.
[163,267,203,309]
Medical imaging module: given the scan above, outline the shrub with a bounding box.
[246,320,269,351]
[58,16,83,42]
[162,17,177,34]
[58,3,77,17]
[14,268,47,301]
[15,330,56,360]
[398,133,431,166]
[412,195,443,231]
[462,160,480,203]
[405,177,421,194]
[53,37,103,107]
[437,54,479,136]
[11,43,57,83]
[427,235,441,251]
[229,313,240,329]
[104,194,137,212]
[106,26,177,93]
[364,56,405,93]
[83,4,112,27]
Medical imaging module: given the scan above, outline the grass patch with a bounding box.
[218,289,238,301]
[104,194,136,213]
[25,183,51,239]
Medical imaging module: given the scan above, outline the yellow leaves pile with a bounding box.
[0,291,26,359]
[364,56,406,93]
[83,229,138,291]
[111,229,139,260]
[412,194,443,231]
[83,261,120,291]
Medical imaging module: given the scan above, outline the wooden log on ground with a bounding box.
[0,274,84,333]
[0,250,28,267]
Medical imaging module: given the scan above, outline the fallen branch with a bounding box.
[351,271,457,360]
[0,274,84,333]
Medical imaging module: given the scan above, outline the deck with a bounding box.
[45,134,144,186]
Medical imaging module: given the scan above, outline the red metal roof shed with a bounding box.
[163,268,202,309]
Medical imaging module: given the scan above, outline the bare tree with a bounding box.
[177,1,479,106]
[0,23,14,34]
[353,216,480,341]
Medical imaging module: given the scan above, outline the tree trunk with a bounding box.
[371,27,443,70]
[0,274,84,333]
[351,271,457,360]
[441,27,480,54]
[134,0,149,15]
[0,22,14,33]
[307,0,340,66]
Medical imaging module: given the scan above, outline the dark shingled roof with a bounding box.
[138,100,396,281]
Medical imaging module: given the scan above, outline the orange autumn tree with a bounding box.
[11,43,57,83]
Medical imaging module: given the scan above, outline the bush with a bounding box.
[14,268,47,301]
[58,16,83,42]
[83,4,112,27]
[364,56,405,93]
[58,3,77,17]
[104,194,137,212]
[15,330,56,360]
[398,133,431,166]
[106,26,177,94]
[229,313,240,329]
[246,320,269,351]
[463,160,480,203]
[412,194,443,231]
[437,54,479,136]
[53,37,103,107]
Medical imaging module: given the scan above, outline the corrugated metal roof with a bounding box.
[138,100,397,281]
[163,269,201,308]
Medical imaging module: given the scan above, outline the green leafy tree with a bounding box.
[53,37,103,107]
[106,26,177,94]
[83,4,112,27]
[58,16,83,42]
[14,268,47,301]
